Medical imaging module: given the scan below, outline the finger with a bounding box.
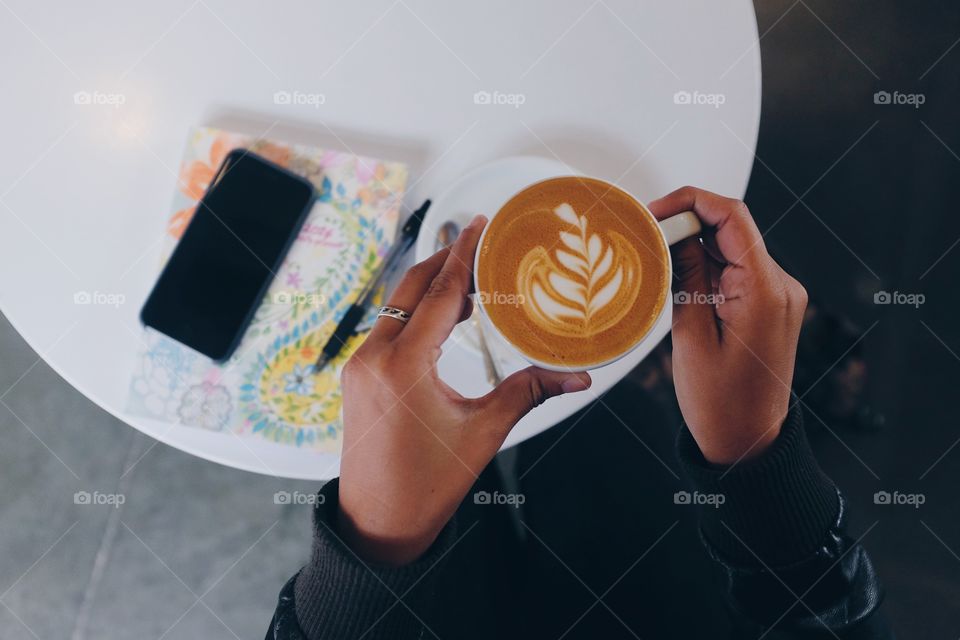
[458,297,474,324]
[718,263,748,301]
[475,367,592,435]
[401,215,486,349]
[648,187,767,268]
[368,247,450,342]
[670,237,719,345]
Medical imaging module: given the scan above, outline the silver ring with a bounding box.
[377,306,412,324]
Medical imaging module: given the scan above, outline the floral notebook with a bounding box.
[125,126,407,451]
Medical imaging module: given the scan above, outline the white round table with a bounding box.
[0,0,761,480]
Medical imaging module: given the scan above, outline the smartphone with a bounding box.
[141,150,315,362]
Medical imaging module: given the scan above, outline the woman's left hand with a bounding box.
[336,215,592,566]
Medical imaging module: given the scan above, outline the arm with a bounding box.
[649,187,892,639]
[677,406,890,639]
[267,215,591,639]
[266,479,462,640]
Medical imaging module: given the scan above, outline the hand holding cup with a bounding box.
[337,215,591,566]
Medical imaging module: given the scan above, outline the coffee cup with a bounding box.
[473,176,700,372]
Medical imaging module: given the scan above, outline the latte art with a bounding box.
[518,203,641,338]
[476,176,670,368]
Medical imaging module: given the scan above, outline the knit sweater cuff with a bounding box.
[293,479,457,640]
[676,403,840,568]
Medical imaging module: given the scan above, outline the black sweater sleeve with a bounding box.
[266,479,457,640]
[676,404,894,639]
[268,404,893,639]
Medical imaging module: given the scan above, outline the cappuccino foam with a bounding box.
[476,177,669,368]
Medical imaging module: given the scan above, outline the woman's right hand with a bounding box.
[648,187,808,466]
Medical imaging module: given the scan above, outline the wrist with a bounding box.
[295,479,459,638]
[686,394,791,465]
[336,496,442,567]
[697,419,784,465]
[676,403,840,567]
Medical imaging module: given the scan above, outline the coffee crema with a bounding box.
[476,177,669,368]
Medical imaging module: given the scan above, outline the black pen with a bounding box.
[313,199,430,372]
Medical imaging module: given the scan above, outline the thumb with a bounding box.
[670,237,717,343]
[477,367,592,433]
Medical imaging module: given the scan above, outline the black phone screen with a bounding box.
[141,150,315,361]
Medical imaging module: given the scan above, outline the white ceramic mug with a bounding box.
[473,177,702,372]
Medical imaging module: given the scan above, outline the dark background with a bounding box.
[737,0,959,632]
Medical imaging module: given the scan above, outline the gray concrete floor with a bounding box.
[0,314,316,639]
